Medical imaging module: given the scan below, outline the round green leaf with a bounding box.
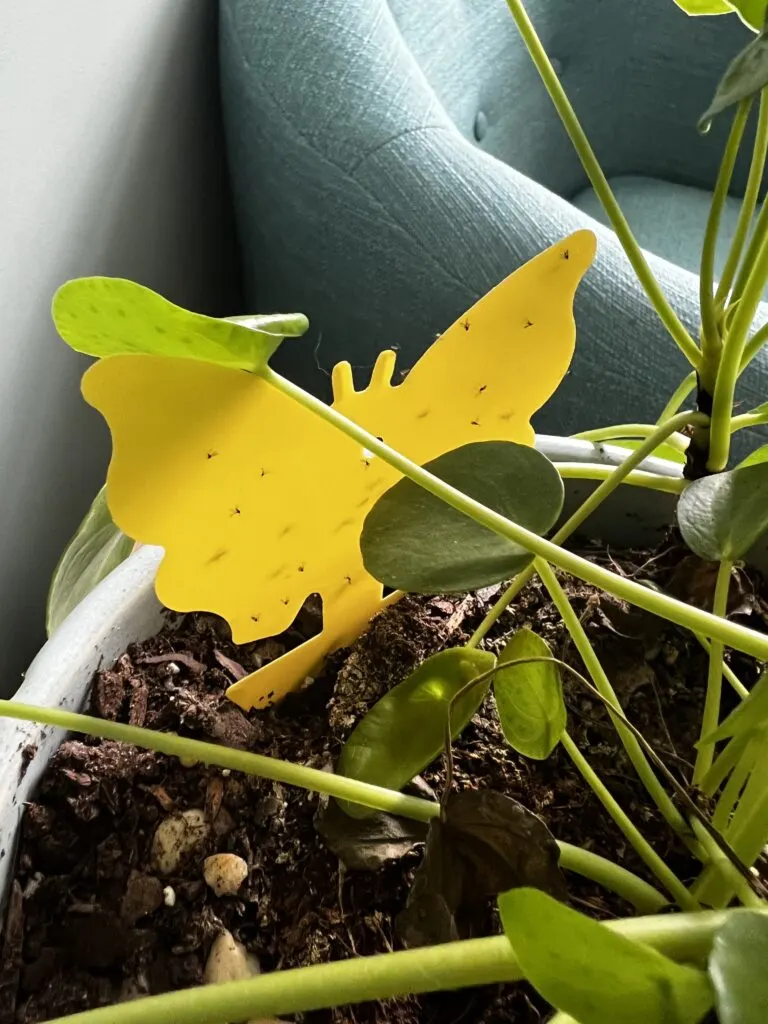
[494,628,566,759]
[699,28,768,131]
[46,486,134,636]
[360,441,564,594]
[337,647,496,819]
[52,277,309,370]
[677,460,768,561]
[709,911,768,1024]
[498,888,714,1024]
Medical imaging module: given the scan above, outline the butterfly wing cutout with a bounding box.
[80,231,596,709]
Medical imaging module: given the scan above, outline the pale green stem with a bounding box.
[712,735,759,833]
[700,99,751,382]
[690,820,765,910]
[701,735,749,800]
[716,90,768,305]
[45,912,761,1024]
[695,634,749,700]
[572,423,689,453]
[534,558,691,840]
[656,372,698,424]
[561,732,698,910]
[264,370,768,657]
[467,411,702,649]
[709,215,768,470]
[739,321,768,371]
[729,409,768,433]
[0,699,664,913]
[555,464,683,494]
[693,559,733,785]
[503,0,699,369]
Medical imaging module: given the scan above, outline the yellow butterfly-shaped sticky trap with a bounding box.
[63,231,596,710]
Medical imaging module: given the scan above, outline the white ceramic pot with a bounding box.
[0,437,738,912]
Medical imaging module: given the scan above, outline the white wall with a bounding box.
[0,1,240,694]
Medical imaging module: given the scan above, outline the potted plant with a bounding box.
[3,2,768,1021]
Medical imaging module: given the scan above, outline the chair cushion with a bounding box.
[571,176,747,282]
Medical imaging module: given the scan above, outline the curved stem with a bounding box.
[555,464,683,494]
[467,411,700,649]
[44,912,762,1024]
[694,634,749,700]
[561,732,698,909]
[712,735,759,833]
[690,820,765,910]
[534,559,690,839]
[716,90,768,305]
[700,99,751,383]
[702,736,749,801]
[503,0,700,369]
[572,423,689,453]
[729,409,768,433]
[694,559,733,784]
[739,321,768,371]
[0,699,664,912]
[657,372,698,424]
[265,369,768,658]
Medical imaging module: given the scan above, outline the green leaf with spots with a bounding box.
[337,647,496,819]
[360,441,564,593]
[494,629,566,760]
[709,911,768,1024]
[46,486,135,636]
[699,27,768,131]
[498,888,713,1024]
[52,277,309,370]
[677,459,768,560]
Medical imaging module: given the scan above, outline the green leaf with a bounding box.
[700,669,768,743]
[498,888,714,1024]
[314,798,428,871]
[699,28,768,131]
[397,791,565,948]
[336,647,495,819]
[46,486,135,636]
[674,0,766,30]
[360,441,564,593]
[494,628,567,760]
[52,277,309,371]
[677,460,768,560]
[709,911,768,1024]
[738,443,768,468]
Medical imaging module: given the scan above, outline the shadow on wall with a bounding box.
[0,0,242,695]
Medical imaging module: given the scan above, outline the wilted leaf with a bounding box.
[398,791,565,948]
[677,460,768,560]
[314,798,428,871]
[709,911,768,1024]
[360,441,564,593]
[337,647,495,818]
[494,629,567,759]
[700,669,768,743]
[53,277,308,369]
[699,28,768,130]
[46,486,134,635]
[499,888,714,1024]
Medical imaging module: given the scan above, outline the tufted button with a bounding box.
[473,110,488,142]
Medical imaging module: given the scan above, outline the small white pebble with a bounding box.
[221,769,231,777]
[151,809,210,875]
[167,662,181,675]
[163,885,176,907]
[203,853,249,897]
[204,929,260,985]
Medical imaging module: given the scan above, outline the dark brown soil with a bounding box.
[3,539,767,1023]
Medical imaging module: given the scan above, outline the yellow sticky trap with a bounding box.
[81,231,596,709]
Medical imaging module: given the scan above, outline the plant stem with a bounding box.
[739,320,768,371]
[534,559,690,839]
[709,211,768,471]
[561,732,698,910]
[264,369,768,658]
[693,559,733,784]
[690,820,765,910]
[716,90,768,305]
[554,464,684,493]
[466,410,699,649]
[702,735,750,800]
[657,372,698,423]
[503,1,699,368]
[700,100,751,386]
[729,408,768,433]
[712,735,759,833]
[0,700,664,912]
[46,911,763,1024]
[694,634,749,700]
[572,423,689,453]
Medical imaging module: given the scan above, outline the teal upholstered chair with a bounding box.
[220,0,768,448]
